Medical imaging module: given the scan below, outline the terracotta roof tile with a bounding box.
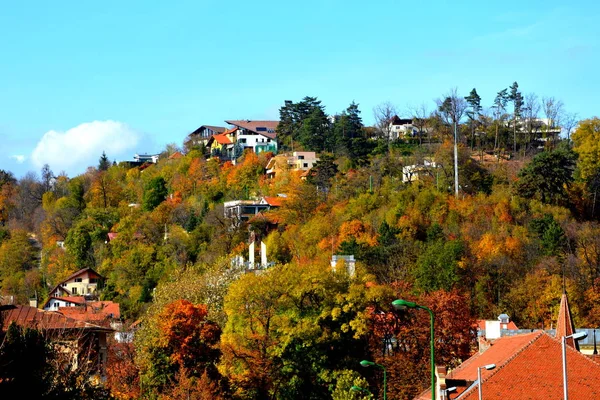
[1,305,111,332]
[458,333,600,399]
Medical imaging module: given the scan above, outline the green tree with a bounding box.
[464,88,482,150]
[278,97,325,151]
[98,151,111,171]
[514,145,577,205]
[142,176,168,211]
[413,239,464,292]
[298,106,332,152]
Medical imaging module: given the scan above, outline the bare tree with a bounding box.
[436,88,467,197]
[562,112,579,141]
[542,96,564,145]
[373,102,398,140]
[408,103,430,146]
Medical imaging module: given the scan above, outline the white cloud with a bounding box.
[10,155,26,163]
[31,120,140,175]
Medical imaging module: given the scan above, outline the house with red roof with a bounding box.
[414,292,600,399]
[1,304,112,375]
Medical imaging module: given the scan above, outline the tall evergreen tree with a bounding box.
[98,151,110,171]
[509,82,524,154]
[465,88,482,150]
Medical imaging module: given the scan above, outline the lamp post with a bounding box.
[392,299,435,400]
[477,364,496,400]
[441,386,457,400]
[360,360,386,400]
[562,331,587,400]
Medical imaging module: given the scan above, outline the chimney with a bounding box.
[478,336,492,354]
[29,298,38,308]
[435,366,448,400]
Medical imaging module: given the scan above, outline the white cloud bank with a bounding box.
[10,155,26,163]
[31,120,140,175]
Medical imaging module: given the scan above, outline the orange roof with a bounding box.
[263,196,285,207]
[169,151,183,159]
[1,305,111,332]
[212,132,233,145]
[457,332,600,399]
[56,301,120,325]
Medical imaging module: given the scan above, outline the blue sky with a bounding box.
[1,0,598,177]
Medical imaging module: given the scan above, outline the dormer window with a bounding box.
[75,278,83,283]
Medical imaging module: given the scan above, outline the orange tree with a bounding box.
[135,299,225,398]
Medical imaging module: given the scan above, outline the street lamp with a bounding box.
[360,360,386,400]
[392,299,435,400]
[351,385,372,397]
[562,331,587,400]
[477,364,496,400]
[441,386,457,400]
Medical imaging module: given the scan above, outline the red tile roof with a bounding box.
[263,196,285,207]
[56,301,120,325]
[1,305,111,332]
[212,132,233,145]
[225,120,279,139]
[456,332,600,400]
[168,151,184,159]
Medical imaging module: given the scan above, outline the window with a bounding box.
[74,278,82,283]
[256,127,267,132]
[61,283,66,287]
[87,288,91,294]
[298,155,304,159]
[303,163,308,168]
[72,287,77,294]
[90,278,97,284]
[54,303,58,308]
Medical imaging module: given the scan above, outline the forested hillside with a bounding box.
[1,94,600,399]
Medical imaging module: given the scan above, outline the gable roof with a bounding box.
[1,305,112,332]
[212,132,233,145]
[556,292,578,349]
[225,120,279,139]
[189,125,227,136]
[455,332,600,399]
[61,267,103,284]
[390,115,413,125]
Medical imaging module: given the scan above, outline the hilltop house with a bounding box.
[48,267,103,298]
[207,120,279,160]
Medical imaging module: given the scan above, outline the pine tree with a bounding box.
[98,151,110,171]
